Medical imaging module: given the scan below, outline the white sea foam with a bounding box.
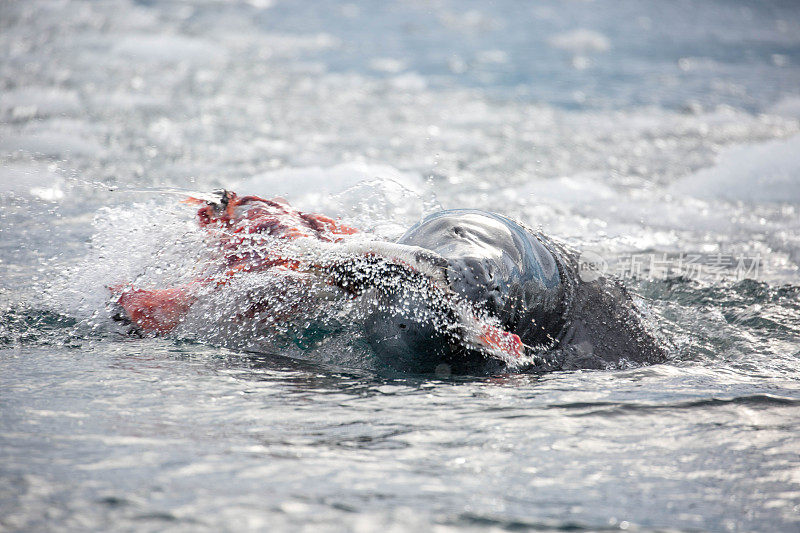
[0,163,65,201]
[0,87,81,119]
[112,34,227,63]
[769,96,800,119]
[547,29,611,54]
[671,135,800,204]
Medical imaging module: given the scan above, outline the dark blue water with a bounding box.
[2,1,800,531]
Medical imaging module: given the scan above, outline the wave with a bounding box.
[670,134,800,204]
[549,393,800,417]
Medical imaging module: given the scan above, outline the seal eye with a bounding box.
[452,226,467,237]
[398,323,407,329]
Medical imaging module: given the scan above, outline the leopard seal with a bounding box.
[111,191,665,375]
[364,209,667,373]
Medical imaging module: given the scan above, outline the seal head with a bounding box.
[364,210,567,372]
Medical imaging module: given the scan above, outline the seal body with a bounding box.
[364,210,666,372]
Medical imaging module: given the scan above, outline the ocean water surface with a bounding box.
[2,0,800,531]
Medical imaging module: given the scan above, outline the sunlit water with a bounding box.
[2,1,800,531]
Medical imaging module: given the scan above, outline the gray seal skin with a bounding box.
[363,209,667,373]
